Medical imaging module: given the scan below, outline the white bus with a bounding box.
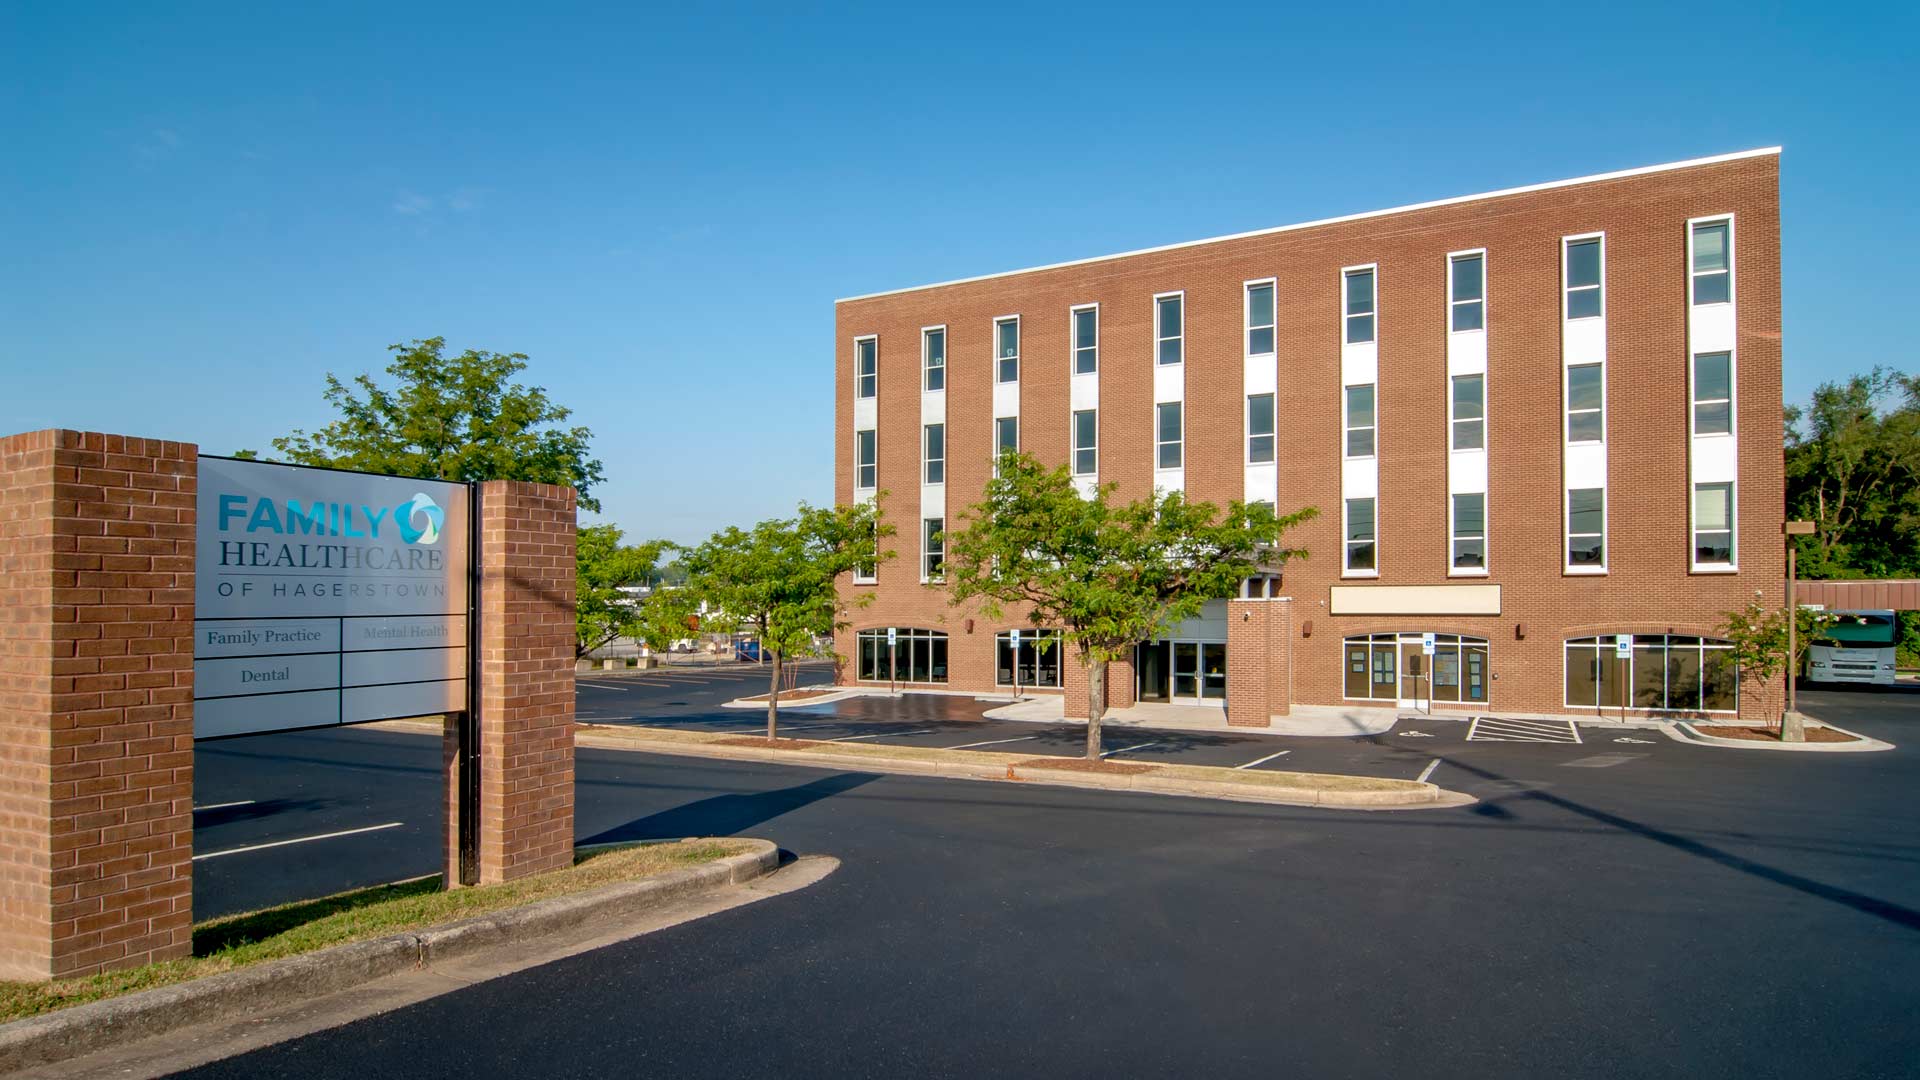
[1805,609,1899,687]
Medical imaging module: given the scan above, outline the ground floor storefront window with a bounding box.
[1343,633,1489,704]
[1135,640,1226,703]
[1564,635,1735,712]
[996,629,1063,688]
[856,628,948,683]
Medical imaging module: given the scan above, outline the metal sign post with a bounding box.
[1010,628,1022,700]
[1421,633,1436,714]
[1615,635,1632,724]
[887,626,898,695]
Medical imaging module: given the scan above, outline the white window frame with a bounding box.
[853,521,878,585]
[1071,303,1099,376]
[1246,393,1275,464]
[1450,373,1485,452]
[993,415,1018,476]
[1565,363,1605,445]
[1690,350,1735,438]
[994,315,1020,384]
[923,422,944,485]
[1566,486,1607,574]
[1154,291,1184,366]
[853,335,878,400]
[922,325,946,393]
[1687,214,1735,308]
[1072,408,1098,477]
[1561,635,1739,714]
[1448,249,1486,333]
[1562,233,1605,321]
[1343,383,1376,459]
[854,427,877,492]
[1691,481,1738,572]
[1342,496,1377,577]
[1244,278,1276,356]
[1342,264,1377,345]
[922,517,945,583]
[1155,401,1183,470]
[1449,491,1487,576]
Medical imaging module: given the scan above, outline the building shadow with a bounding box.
[580,771,880,845]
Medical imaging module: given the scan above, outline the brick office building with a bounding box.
[832,148,1784,725]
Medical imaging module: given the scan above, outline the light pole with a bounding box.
[1783,520,1816,741]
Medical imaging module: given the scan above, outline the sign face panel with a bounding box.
[1615,636,1633,659]
[193,457,470,739]
[1421,632,1436,656]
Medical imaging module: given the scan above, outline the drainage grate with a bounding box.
[1466,716,1582,743]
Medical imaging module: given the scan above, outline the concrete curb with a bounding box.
[1670,721,1894,753]
[720,689,860,710]
[0,840,778,1074]
[577,731,1463,811]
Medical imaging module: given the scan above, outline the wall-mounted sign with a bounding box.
[193,456,471,738]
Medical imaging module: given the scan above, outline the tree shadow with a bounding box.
[192,797,331,827]
[580,772,881,845]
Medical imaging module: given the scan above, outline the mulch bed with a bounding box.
[1694,724,1859,744]
[716,737,826,750]
[1016,757,1159,776]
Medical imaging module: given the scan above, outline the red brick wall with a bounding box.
[834,154,1785,721]
[474,481,576,883]
[0,430,195,980]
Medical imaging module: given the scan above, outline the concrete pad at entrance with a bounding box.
[982,697,1416,737]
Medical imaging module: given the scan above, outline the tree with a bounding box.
[256,337,607,511]
[677,501,891,739]
[945,451,1315,761]
[1718,601,1842,740]
[1785,367,1920,581]
[575,524,672,659]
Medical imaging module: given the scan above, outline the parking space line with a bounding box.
[946,735,1039,750]
[826,729,935,743]
[1100,741,1163,759]
[1416,758,1441,783]
[193,800,256,812]
[1234,750,1292,770]
[193,822,403,861]
[578,681,636,691]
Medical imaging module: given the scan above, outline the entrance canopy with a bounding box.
[1798,579,1920,611]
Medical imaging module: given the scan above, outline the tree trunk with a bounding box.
[1084,658,1107,761]
[766,648,782,740]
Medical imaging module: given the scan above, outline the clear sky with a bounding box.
[3,3,1914,543]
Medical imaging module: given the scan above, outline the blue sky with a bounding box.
[3,3,1914,543]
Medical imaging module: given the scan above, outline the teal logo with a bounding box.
[396,493,445,545]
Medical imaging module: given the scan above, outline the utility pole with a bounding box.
[1783,520,1816,741]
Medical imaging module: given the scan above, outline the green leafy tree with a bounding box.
[678,501,892,739]
[1718,601,1842,739]
[257,337,607,510]
[945,451,1315,760]
[575,524,672,659]
[1785,367,1919,580]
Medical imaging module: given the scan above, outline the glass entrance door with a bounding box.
[1136,641,1170,702]
[1199,643,1226,700]
[1172,642,1199,699]
[1398,640,1430,709]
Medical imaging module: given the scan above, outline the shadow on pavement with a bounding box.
[580,772,881,845]
[193,797,332,827]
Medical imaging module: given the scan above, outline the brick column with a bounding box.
[0,430,195,980]
[1226,599,1273,728]
[471,481,575,884]
[1064,650,1134,720]
[1271,598,1293,717]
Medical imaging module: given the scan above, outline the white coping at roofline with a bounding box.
[836,146,1782,304]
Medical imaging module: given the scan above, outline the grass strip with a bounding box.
[0,838,753,1024]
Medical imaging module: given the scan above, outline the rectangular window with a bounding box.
[1344,267,1376,344]
[1247,393,1275,464]
[923,423,944,485]
[1156,402,1183,469]
[1246,282,1275,355]
[1451,374,1484,450]
[1694,482,1734,566]
[855,429,876,490]
[1451,492,1485,571]
[1072,409,1097,476]
[1345,497,1376,572]
[923,518,945,581]
[995,416,1018,456]
[1568,487,1605,568]
[855,337,877,399]
[1565,237,1603,319]
[1344,384,1375,458]
[1156,294,1183,365]
[853,522,877,584]
[996,317,1020,383]
[1693,351,1732,435]
[1692,220,1731,305]
[1072,306,1098,375]
[1450,253,1484,332]
[996,629,1063,688]
[1566,363,1603,443]
[923,328,945,392]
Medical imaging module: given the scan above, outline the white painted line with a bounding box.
[946,735,1040,750]
[1100,741,1163,759]
[1416,758,1441,783]
[1234,750,1293,770]
[826,729,935,743]
[193,800,255,812]
[193,822,403,861]
[578,681,634,691]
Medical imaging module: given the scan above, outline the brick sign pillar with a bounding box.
[0,430,195,980]
[445,481,576,886]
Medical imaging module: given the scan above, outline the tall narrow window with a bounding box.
[1568,488,1605,568]
[1451,374,1484,450]
[1344,268,1376,344]
[1566,364,1603,443]
[1694,483,1734,566]
[1565,238,1603,319]
[1692,220,1731,305]
[855,338,877,399]
[996,317,1020,383]
[855,429,876,489]
[1247,393,1275,463]
[1344,384,1376,458]
[1246,282,1275,354]
[923,423,944,485]
[923,518,945,581]
[1693,352,1732,435]
[1156,295,1183,365]
[995,416,1018,456]
[854,521,877,584]
[1072,409,1097,476]
[1452,492,1485,571]
[1073,306,1098,375]
[1450,253,1485,331]
[1345,497,1376,572]
[923,328,945,392]
[1156,402,1183,469]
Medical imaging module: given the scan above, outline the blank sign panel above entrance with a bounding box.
[1328,584,1500,616]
